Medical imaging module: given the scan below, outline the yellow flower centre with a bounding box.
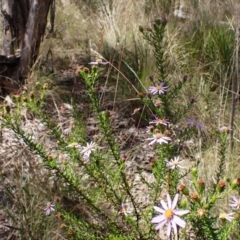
[173,160,178,166]
[165,209,174,219]
[46,202,51,208]
[219,213,227,219]
[154,133,163,139]
[157,119,163,124]
[121,208,126,214]
[193,120,198,125]
[238,201,240,206]
[156,85,163,90]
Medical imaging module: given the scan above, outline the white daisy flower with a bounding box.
[147,133,171,145]
[149,82,168,95]
[166,157,185,170]
[229,196,240,209]
[219,212,234,222]
[149,117,169,126]
[81,141,96,157]
[152,194,189,237]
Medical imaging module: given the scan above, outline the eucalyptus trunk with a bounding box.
[0,0,54,94]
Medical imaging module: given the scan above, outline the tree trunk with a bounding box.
[0,0,53,94]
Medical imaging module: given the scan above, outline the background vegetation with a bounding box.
[1,0,240,239]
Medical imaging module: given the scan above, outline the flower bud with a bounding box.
[197,179,205,193]
[197,208,206,218]
[93,135,99,141]
[22,96,28,102]
[139,26,144,32]
[12,94,21,102]
[191,168,198,178]
[231,178,240,189]
[137,92,144,99]
[190,192,200,202]
[35,81,41,88]
[217,180,226,192]
[179,199,188,209]
[43,83,48,90]
[178,184,189,196]
[120,155,127,162]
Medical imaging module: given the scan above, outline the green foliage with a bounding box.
[1,1,240,239]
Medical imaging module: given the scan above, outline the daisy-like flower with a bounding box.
[218,126,232,133]
[166,156,185,170]
[149,117,169,126]
[219,212,234,222]
[187,117,203,129]
[118,203,131,216]
[44,202,55,216]
[149,82,168,95]
[152,194,189,237]
[81,141,96,157]
[229,196,240,209]
[147,133,171,145]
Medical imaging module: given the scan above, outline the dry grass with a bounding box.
[1,0,240,239]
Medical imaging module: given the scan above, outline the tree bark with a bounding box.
[1,0,15,56]
[20,0,53,79]
[0,0,53,94]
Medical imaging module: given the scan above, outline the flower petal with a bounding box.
[174,209,190,216]
[167,221,172,237]
[171,219,178,235]
[167,194,172,209]
[155,219,167,230]
[148,139,156,145]
[160,200,168,210]
[172,194,179,209]
[172,215,186,228]
[153,206,165,213]
[152,214,166,224]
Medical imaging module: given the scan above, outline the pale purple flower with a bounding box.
[149,117,169,126]
[118,203,131,216]
[166,157,185,170]
[219,212,234,222]
[147,133,171,145]
[229,196,240,209]
[149,82,168,95]
[187,117,203,129]
[218,126,232,133]
[152,194,189,237]
[44,202,55,216]
[81,141,96,157]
